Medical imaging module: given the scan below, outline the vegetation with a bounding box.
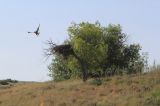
[0,79,18,85]
[48,22,145,81]
[0,69,159,106]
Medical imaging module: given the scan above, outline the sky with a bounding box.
[0,0,160,81]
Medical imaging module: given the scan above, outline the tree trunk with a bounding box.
[72,52,88,82]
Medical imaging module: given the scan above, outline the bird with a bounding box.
[28,24,40,36]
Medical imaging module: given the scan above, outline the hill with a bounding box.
[0,70,160,106]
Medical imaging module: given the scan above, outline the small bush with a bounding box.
[0,79,18,85]
[0,81,9,85]
[90,78,103,86]
[5,79,18,83]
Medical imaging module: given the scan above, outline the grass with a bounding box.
[0,70,160,106]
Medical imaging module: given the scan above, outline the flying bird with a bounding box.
[28,24,40,36]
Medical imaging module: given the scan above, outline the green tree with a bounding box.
[48,55,71,81]
[48,21,145,81]
[123,44,144,74]
[100,24,127,75]
[68,22,108,79]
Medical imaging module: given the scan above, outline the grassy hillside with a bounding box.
[0,70,160,106]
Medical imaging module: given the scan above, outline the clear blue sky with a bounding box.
[0,0,160,81]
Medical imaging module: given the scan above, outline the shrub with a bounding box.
[0,80,9,85]
[90,78,103,86]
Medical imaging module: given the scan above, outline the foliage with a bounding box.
[48,55,71,81]
[90,78,103,86]
[0,79,18,85]
[68,22,108,79]
[48,21,145,81]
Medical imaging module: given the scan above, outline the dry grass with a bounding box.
[0,70,160,106]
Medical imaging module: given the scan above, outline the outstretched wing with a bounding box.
[36,24,40,32]
[28,24,40,36]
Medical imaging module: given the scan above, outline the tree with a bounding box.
[100,24,127,75]
[47,21,145,81]
[123,44,144,74]
[48,55,71,81]
[68,22,108,79]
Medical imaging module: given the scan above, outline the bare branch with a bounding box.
[44,39,73,59]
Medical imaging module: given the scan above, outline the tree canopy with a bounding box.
[47,22,145,81]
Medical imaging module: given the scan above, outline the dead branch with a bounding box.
[45,39,73,59]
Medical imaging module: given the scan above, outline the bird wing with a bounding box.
[36,24,40,32]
